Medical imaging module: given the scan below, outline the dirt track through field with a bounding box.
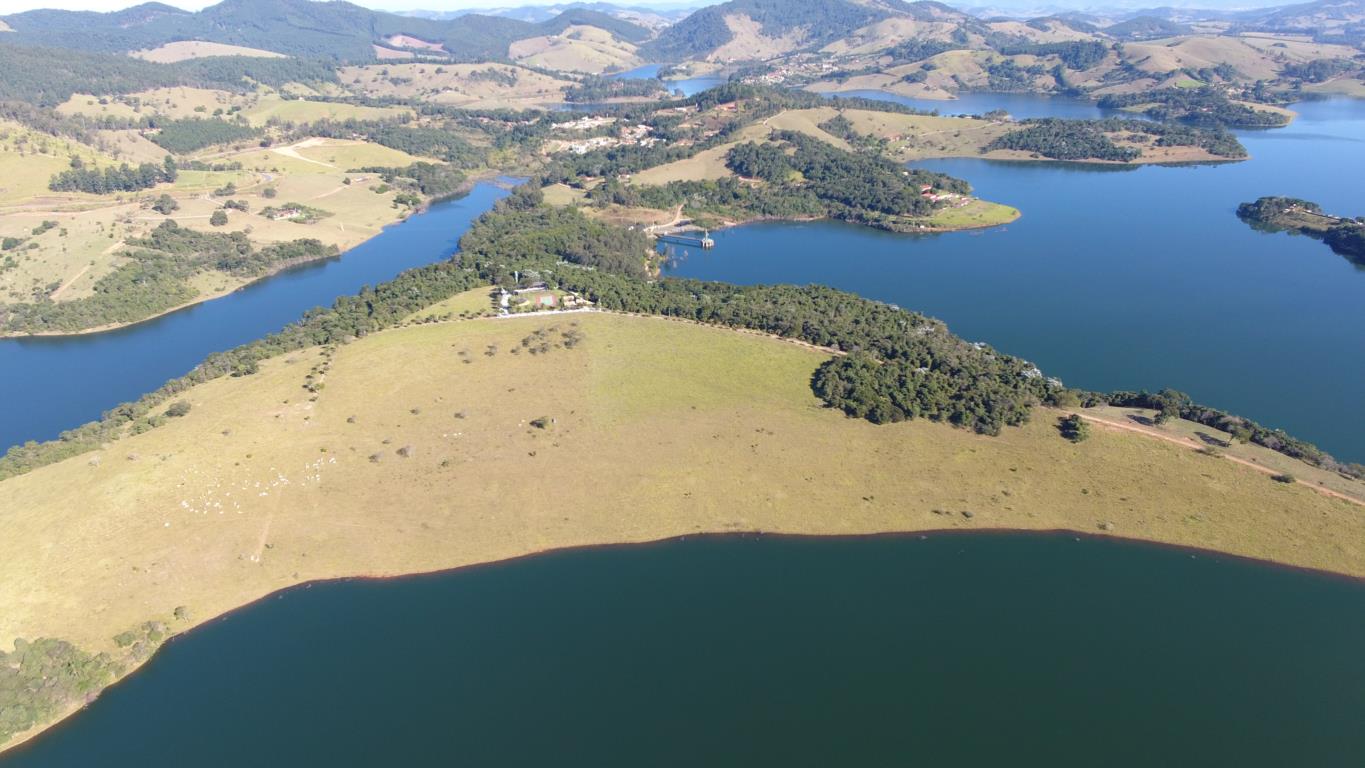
[1079,412,1365,507]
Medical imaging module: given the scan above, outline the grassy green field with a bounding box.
[4,310,1362,650]
[508,24,641,73]
[338,63,574,109]
[239,96,412,127]
[129,41,286,63]
[405,285,498,322]
[0,134,425,319]
[3,309,1363,749]
[924,199,1020,229]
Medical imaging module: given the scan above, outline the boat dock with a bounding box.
[655,229,715,249]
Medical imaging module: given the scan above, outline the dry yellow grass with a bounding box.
[129,41,287,63]
[372,44,415,60]
[710,13,807,61]
[93,129,173,164]
[819,17,960,57]
[405,285,498,322]
[239,96,411,127]
[56,88,408,128]
[541,183,587,207]
[383,34,445,53]
[57,88,243,122]
[629,110,851,186]
[0,122,113,204]
[509,24,640,73]
[0,204,140,303]
[339,63,574,109]
[839,110,1012,159]
[3,310,1362,663]
[985,20,1094,43]
[1120,35,1358,81]
[0,135,424,313]
[1303,77,1365,98]
[3,311,1363,749]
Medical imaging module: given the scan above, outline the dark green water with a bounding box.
[5,534,1365,767]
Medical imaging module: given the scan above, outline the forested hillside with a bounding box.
[641,0,893,61]
[0,42,337,106]
[0,0,651,62]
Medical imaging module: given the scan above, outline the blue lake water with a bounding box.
[5,94,1365,767]
[665,97,1365,462]
[3,97,1363,465]
[4,533,1364,767]
[828,89,1124,119]
[608,62,727,97]
[0,183,509,451]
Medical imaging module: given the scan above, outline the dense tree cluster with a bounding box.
[541,85,934,185]
[988,118,1140,161]
[993,41,1110,70]
[985,58,1048,91]
[0,638,120,744]
[309,119,486,166]
[738,131,970,215]
[2,1,645,63]
[1087,388,1364,479]
[813,351,1039,434]
[1281,58,1357,83]
[357,162,469,201]
[586,131,970,231]
[641,0,888,61]
[454,193,1051,435]
[0,221,336,335]
[0,41,337,107]
[1238,196,1365,264]
[457,186,654,280]
[148,118,257,153]
[3,189,1356,485]
[48,156,177,194]
[1323,222,1365,260]
[565,76,668,103]
[987,117,1246,161]
[1097,88,1291,128]
[1057,413,1091,442]
[884,39,957,64]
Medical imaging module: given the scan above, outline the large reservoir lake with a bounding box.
[2,100,1362,463]
[4,534,1364,767]
[667,97,1365,462]
[3,93,1365,766]
[0,182,510,451]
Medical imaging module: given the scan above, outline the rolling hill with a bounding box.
[0,0,653,63]
[640,0,905,62]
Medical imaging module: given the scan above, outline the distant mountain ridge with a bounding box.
[403,2,698,25]
[641,0,935,61]
[0,0,654,62]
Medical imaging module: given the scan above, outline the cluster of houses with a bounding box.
[560,123,660,155]
[554,115,617,132]
[498,283,591,315]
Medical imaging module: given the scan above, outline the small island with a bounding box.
[1237,197,1365,264]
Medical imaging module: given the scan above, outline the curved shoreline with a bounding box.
[4,523,1363,758]
[688,200,1022,237]
[0,173,504,341]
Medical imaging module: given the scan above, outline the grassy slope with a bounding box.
[57,87,410,128]
[628,108,1018,229]
[508,24,641,74]
[129,41,288,63]
[0,135,422,314]
[3,309,1362,664]
[338,63,574,109]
